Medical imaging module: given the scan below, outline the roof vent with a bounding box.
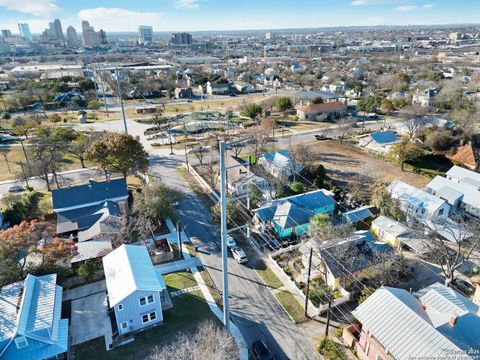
[450,316,457,326]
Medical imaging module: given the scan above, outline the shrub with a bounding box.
[76,262,96,281]
[316,336,345,360]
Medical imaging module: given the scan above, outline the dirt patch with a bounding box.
[308,140,430,189]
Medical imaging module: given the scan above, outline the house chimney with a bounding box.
[450,316,457,326]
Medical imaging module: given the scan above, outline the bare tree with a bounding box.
[417,215,480,287]
[189,138,210,165]
[289,142,314,174]
[400,106,428,138]
[248,125,270,161]
[337,118,356,144]
[347,174,374,205]
[148,321,239,360]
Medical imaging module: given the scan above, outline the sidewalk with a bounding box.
[0,167,99,186]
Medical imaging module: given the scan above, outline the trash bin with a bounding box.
[194,245,199,252]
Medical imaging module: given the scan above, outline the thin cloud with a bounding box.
[175,0,201,10]
[78,8,164,32]
[394,5,418,11]
[422,4,435,9]
[0,0,59,16]
[352,0,408,6]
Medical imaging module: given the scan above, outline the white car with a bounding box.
[8,185,25,193]
[226,235,236,248]
[231,246,248,264]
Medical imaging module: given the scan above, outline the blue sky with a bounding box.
[0,0,478,33]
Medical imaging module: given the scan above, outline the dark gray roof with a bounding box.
[52,178,128,210]
[320,238,393,278]
[56,201,122,235]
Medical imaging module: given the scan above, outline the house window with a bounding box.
[139,295,154,306]
[439,208,444,216]
[121,322,128,329]
[421,208,426,214]
[141,312,157,324]
[15,336,28,349]
[117,304,123,311]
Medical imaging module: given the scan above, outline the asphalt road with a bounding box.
[149,153,319,360]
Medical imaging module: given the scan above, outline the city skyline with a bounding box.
[0,0,479,34]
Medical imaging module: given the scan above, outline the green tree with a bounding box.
[133,182,181,225]
[241,103,263,119]
[86,133,149,178]
[77,78,95,91]
[308,214,354,242]
[371,181,406,222]
[388,140,423,171]
[357,94,382,113]
[248,183,263,209]
[211,203,245,229]
[275,96,293,111]
[289,181,306,194]
[380,98,395,115]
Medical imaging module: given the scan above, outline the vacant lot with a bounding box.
[308,140,430,189]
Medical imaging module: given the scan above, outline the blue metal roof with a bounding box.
[52,178,128,210]
[342,207,373,224]
[370,131,398,144]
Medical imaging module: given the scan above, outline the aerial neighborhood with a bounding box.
[1,2,480,360]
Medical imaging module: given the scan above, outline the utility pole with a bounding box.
[304,247,313,318]
[219,140,230,330]
[325,299,332,337]
[19,138,29,165]
[177,221,182,258]
[97,64,109,117]
[19,161,29,187]
[184,145,189,170]
[2,154,11,173]
[115,68,128,134]
[169,134,174,155]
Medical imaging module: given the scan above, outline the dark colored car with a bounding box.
[251,340,275,360]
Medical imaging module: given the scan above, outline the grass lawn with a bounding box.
[275,290,306,324]
[0,145,90,181]
[163,271,198,292]
[198,267,223,307]
[255,261,283,289]
[72,291,219,360]
[405,153,453,177]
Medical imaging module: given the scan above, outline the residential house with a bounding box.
[426,165,480,218]
[253,189,336,238]
[258,149,301,179]
[206,81,230,95]
[345,283,480,360]
[0,274,68,360]
[174,87,194,99]
[53,91,86,107]
[296,102,347,121]
[357,131,399,154]
[225,156,272,200]
[52,178,129,263]
[388,180,450,220]
[393,115,454,136]
[103,244,171,336]
[300,231,393,290]
[341,207,373,225]
[234,82,255,94]
[412,88,438,108]
[293,90,347,105]
[447,144,480,171]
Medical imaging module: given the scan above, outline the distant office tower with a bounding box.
[171,32,192,45]
[81,21,107,47]
[18,23,32,41]
[138,25,153,44]
[265,32,275,41]
[66,25,78,48]
[52,19,65,45]
[1,30,12,38]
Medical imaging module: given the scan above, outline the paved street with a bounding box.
[149,152,319,360]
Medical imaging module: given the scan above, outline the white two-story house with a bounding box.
[103,245,169,336]
[258,149,301,179]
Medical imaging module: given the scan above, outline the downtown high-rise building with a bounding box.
[81,21,107,48]
[138,25,153,45]
[18,23,32,41]
[52,19,65,45]
[171,32,192,45]
[1,30,12,38]
[66,25,78,48]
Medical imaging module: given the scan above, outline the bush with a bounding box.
[316,336,345,360]
[289,181,306,194]
[335,327,343,338]
[2,190,38,225]
[76,261,96,281]
[2,112,11,120]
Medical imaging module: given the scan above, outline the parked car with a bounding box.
[452,278,475,295]
[8,184,25,193]
[231,246,248,264]
[251,340,275,360]
[226,235,236,248]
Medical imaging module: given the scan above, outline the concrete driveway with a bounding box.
[70,291,112,347]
